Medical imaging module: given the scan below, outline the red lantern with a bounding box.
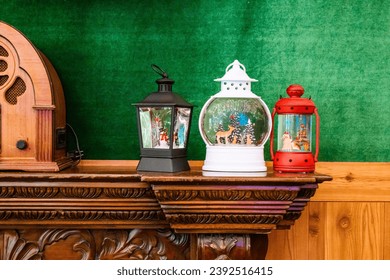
[270,84,320,172]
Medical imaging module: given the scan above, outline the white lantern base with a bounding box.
[202,145,267,173]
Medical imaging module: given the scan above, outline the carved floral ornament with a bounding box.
[0,229,266,260]
[0,229,189,260]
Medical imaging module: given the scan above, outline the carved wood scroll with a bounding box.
[0,229,189,260]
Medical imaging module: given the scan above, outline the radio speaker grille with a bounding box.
[5,77,26,105]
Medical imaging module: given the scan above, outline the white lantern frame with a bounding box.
[199,60,272,173]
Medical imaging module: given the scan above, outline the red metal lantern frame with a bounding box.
[270,85,320,172]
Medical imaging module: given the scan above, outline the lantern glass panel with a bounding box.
[173,107,191,149]
[138,107,172,149]
[201,98,270,146]
[277,114,312,152]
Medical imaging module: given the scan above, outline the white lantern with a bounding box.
[198,60,272,174]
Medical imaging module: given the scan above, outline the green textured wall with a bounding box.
[2,0,389,162]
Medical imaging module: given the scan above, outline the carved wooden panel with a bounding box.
[0,229,189,260]
[0,181,167,229]
[0,229,272,260]
[0,160,332,260]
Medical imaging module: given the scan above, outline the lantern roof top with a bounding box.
[274,84,316,114]
[214,60,257,82]
[133,64,193,107]
[135,91,193,107]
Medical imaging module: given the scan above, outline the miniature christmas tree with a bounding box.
[228,112,242,144]
[243,120,256,145]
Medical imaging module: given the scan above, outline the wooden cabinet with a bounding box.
[0,160,331,260]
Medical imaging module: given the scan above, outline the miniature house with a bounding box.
[0,21,72,171]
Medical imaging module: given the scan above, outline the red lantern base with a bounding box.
[273,151,315,173]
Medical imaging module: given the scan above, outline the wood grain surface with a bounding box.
[267,161,390,260]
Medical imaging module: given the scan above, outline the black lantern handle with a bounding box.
[151,64,168,78]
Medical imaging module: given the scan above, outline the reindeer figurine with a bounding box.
[215,125,235,144]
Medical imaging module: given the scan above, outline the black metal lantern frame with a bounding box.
[134,65,193,172]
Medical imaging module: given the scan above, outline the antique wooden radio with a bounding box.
[0,21,73,171]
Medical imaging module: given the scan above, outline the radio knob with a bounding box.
[16,140,28,150]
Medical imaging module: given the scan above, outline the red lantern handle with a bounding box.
[314,108,320,162]
[270,108,277,160]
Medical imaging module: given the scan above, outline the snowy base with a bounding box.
[202,145,267,172]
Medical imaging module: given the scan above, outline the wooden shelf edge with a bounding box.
[3,160,387,202]
[88,160,388,202]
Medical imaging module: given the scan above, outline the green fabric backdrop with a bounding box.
[2,0,389,162]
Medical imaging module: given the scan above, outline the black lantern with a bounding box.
[133,65,193,172]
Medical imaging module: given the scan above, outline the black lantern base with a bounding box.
[136,157,190,173]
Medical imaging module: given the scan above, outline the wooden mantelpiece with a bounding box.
[0,160,331,260]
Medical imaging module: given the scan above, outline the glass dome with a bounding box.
[201,97,270,146]
[199,60,272,173]
[277,114,312,152]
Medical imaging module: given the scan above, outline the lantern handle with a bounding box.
[151,64,168,78]
[314,108,320,162]
[270,108,277,160]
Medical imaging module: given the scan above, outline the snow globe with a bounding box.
[270,84,320,172]
[199,60,272,174]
